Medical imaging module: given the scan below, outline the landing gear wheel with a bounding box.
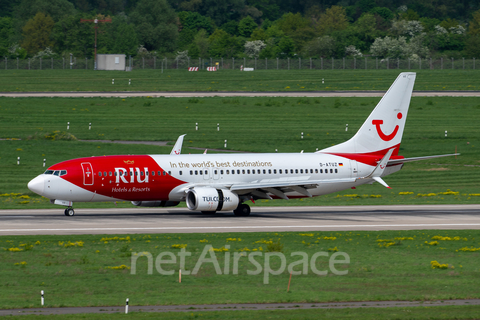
[64,208,75,216]
[234,204,250,216]
[201,211,216,214]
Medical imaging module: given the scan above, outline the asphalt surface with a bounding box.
[2,90,480,98]
[1,205,479,236]
[2,299,479,316]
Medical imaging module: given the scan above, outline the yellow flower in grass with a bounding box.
[171,244,187,249]
[431,260,451,269]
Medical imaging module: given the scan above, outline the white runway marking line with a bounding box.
[1,223,480,232]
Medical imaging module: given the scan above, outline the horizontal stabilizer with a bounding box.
[388,153,460,165]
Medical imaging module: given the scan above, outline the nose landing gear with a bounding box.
[64,207,75,216]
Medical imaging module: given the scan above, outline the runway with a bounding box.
[2,91,480,98]
[0,204,479,235]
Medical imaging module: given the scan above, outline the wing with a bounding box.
[228,177,356,200]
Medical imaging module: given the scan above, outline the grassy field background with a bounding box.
[1,230,479,309]
[1,69,480,92]
[0,95,478,209]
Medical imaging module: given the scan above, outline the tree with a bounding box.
[238,16,258,38]
[303,35,336,58]
[275,36,295,57]
[208,28,242,57]
[244,40,266,57]
[188,29,209,58]
[276,13,314,52]
[469,10,480,36]
[21,12,55,56]
[130,0,178,52]
[0,17,14,56]
[98,14,138,56]
[52,13,95,57]
[316,6,349,35]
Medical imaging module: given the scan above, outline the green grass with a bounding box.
[1,230,480,310]
[1,95,479,209]
[1,69,480,92]
[4,305,480,319]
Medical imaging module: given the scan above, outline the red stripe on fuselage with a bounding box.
[325,144,404,167]
[48,155,186,201]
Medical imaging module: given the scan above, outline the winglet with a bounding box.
[170,134,186,155]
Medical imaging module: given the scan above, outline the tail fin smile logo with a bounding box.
[372,113,403,141]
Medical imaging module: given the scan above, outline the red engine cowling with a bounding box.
[186,188,239,212]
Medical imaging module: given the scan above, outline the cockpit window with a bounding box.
[44,170,67,176]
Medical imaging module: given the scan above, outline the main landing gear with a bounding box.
[64,207,75,216]
[233,203,250,216]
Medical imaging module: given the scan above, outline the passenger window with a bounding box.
[115,172,118,176]
[221,170,224,174]
[205,170,208,175]
[163,171,167,176]
[330,169,333,173]
[231,170,234,175]
[285,169,288,174]
[310,169,313,173]
[279,169,282,174]
[315,169,318,173]
[158,171,161,176]
[263,169,266,174]
[214,170,218,175]
[291,169,294,174]
[320,169,323,173]
[268,169,272,174]
[200,170,203,175]
[151,171,155,176]
[247,170,250,174]
[226,170,230,174]
[195,170,198,175]
[242,170,245,174]
[273,169,277,174]
[179,171,183,175]
[140,171,144,176]
[98,172,102,177]
[300,169,303,174]
[168,171,171,175]
[104,171,107,177]
[190,170,193,175]
[238,170,241,174]
[335,169,338,173]
[295,169,298,174]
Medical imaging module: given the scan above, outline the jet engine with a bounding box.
[131,201,179,207]
[186,188,239,212]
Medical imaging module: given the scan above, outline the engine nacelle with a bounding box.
[131,201,179,207]
[186,188,239,212]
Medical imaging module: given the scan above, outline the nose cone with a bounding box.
[28,175,45,196]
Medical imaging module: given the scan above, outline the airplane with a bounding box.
[27,72,458,217]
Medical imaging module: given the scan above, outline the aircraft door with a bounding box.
[349,160,358,178]
[81,162,94,185]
